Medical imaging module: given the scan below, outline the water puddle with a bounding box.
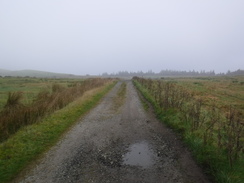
[122,141,156,168]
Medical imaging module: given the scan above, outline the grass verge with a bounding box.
[0,81,116,183]
[133,80,244,183]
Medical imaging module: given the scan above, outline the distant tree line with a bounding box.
[101,69,244,78]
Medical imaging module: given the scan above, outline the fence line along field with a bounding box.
[168,76,244,112]
[133,76,244,183]
[0,77,114,142]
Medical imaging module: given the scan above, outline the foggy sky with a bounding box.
[0,0,244,75]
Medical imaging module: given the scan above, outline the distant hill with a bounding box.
[0,69,81,78]
[0,69,10,76]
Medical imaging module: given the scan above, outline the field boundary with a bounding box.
[133,78,244,183]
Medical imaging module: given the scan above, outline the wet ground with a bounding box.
[122,141,156,168]
[14,81,210,183]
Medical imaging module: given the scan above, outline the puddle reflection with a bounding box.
[123,141,156,168]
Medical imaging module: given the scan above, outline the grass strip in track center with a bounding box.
[111,82,127,111]
[0,81,116,183]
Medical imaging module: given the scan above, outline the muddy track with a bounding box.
[14,81,210,183]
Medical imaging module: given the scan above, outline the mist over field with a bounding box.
[1,0,244,75]
[1,2,244,181]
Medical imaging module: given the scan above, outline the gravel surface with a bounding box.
[14,81,211,183]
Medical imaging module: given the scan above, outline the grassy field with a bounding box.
[165,76,244,113]
[0,77,116,182]
[133,76,244,183]
[0,77,115,142]
[0,77,86,110]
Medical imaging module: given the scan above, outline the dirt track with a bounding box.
[15,81,210,183]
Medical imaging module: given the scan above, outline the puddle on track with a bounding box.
[122,141,157,168]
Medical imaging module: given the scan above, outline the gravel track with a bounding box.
[14,81,210,183]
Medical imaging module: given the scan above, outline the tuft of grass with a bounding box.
[0,81,116,183]
[4,92,23,108]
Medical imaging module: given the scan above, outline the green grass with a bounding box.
[0,81,116,183]
[133,79,244,183]
[0,78,111,142]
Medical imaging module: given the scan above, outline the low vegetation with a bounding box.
[133,76,244,183]
[0,77,87,110]
[0,78,116,183]
[0,78,114,142]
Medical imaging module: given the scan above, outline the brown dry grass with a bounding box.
[0,78,114,142]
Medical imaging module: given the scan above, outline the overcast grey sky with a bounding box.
[0,0,244,75]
